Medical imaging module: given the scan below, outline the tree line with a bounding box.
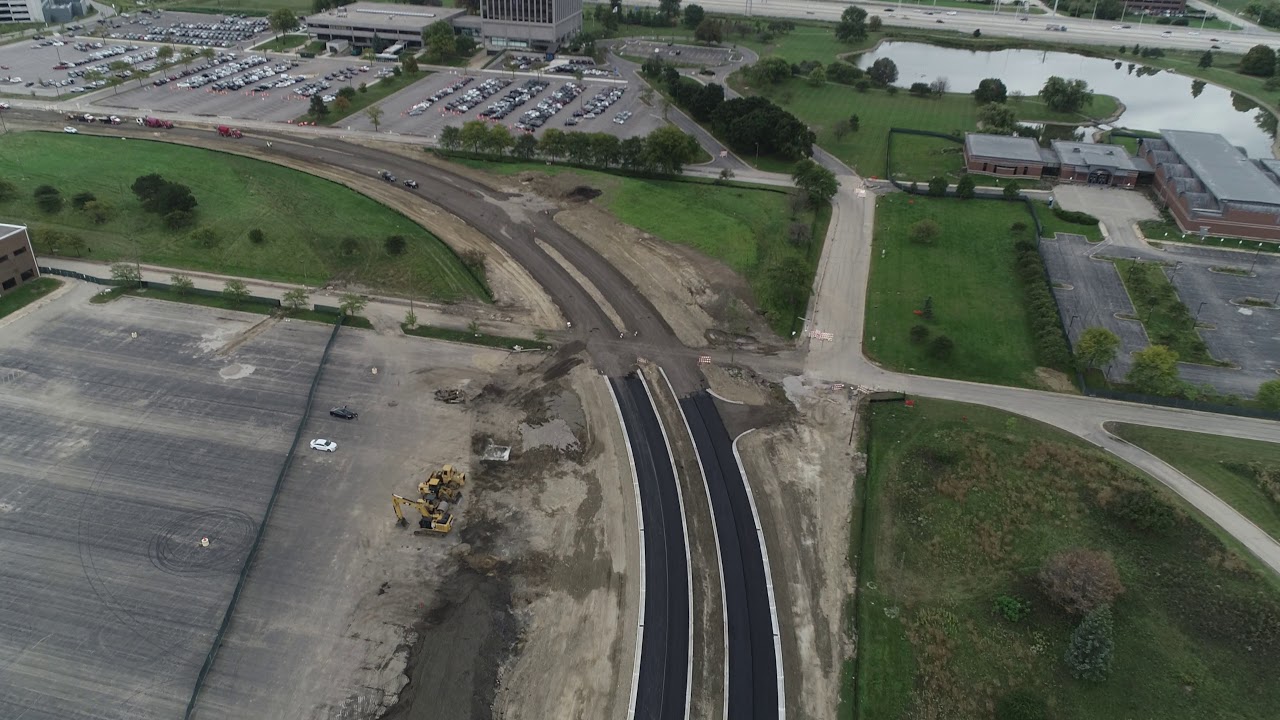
[438,121,702,175]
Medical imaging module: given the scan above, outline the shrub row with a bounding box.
[1051,205,1099,226]
[1014,239,1074,371]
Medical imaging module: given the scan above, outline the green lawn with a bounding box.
[857,398,1280,720]
[0,277,60,318]
[447,158,828,335]
[1108,423,1280,541]
[252,34,307,52]
[1110,259,1222,365]
[402,322,550,350]
[1118,9,1240,30]
[735,74,1118,177]
[889,0,1045,13]
[1033,201,1103,242]
[301,70,427,126]
[865,194,1043,386]
[0,133,484,300]
[171,0,308,13]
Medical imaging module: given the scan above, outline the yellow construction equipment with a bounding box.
[392,494,455,534]
[418,465,466,502]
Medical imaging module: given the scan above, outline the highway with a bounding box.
[612,375,691,720]
[679,392,779,720]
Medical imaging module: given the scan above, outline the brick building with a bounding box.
[963,134,1055,179]
[0,224,40,294]
[1051,140,1147,188]
[964,133,1151,187]
[1142,129,1280,242]
[1123,0,1187,14]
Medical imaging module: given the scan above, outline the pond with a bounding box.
[855,41,1276,157]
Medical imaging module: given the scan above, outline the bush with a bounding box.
[1013,242,1072,370]
[910,219,941,244]
[33,185,63,214]
[1039,548,1125,615]
[1107,486,1178,533]
[339,237,360,256]
[996,688,1048,720]
[165,210,195,230]
[0,178,17,203]
[909,324,930,344]
[1064,605,1115,681]
[248,228,265,244]
[927,176,948,197]
[927,335,954,360]
[190,226,219,248]
[956,175,976,200]
[1051,205,1099,225]
[994,594,1031,623]
[384,234,407,255]
[71,191,97,210]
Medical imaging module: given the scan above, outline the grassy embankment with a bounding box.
[864,193,1047,387]
[252,34,307,52]
[0,133,484,300]
[0,277,61,319]
[450,159,829,336]
[855,398,1280,720]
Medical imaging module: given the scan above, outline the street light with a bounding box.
[1194,301,1207,327]
[1248,246,1263,274]
[1068,314,1080,334]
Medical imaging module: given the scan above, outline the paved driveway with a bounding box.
[1052,184,1160,250]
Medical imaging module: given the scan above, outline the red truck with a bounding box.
[136,116,174,129]
[217,125,243,138]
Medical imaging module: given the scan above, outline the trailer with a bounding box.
[217,125,243,138]
[137,116,174,129]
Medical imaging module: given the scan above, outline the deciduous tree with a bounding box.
[1040,76,1094,113]
[268,8,299,38]
[868,57,897,86]
[1240,43,1276,77]
[339,292,368,316]
[1038,548,1124,615]
[1076,327,1120,368]
[170,273,194,296]
[1256,378,1280,409]
[682,3,704,29]
[1126,344,1182,394]
[223,279,250,307]
[974,77,1008,104]
[282,287,310,311]
[791,158,838,207]
[835,5,867,42]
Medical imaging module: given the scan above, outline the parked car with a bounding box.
[63,126,78,133]
[310,438,338,452]
[403,179,419,189]
[329,406,358,420]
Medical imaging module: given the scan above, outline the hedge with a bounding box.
[1052,205,1100,226]
[1014,240,1074,372]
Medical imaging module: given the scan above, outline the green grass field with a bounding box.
[299,70,429,126]
[1108,423,1280,541]
[0,277,60,318]
[171,0,310,13]
[252,33,307,52]
[1111,259,1222,365]
[1034,200,1104,242]
[857,399,1280,720]
[865,194,1043,387]
[0,133,484,300]
[449,158,828,335]
[735,74,1119,177]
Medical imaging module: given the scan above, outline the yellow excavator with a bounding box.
[418,465,466,503]
[392,494,455,534]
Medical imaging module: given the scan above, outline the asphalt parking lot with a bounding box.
[93,57,380,124]
[618,39,739,68]
[0,12,272,99]
[343,69,664,141]
[0,287,330,719]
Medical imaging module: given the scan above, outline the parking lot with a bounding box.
[93,56,381,124]
[0,11,273,99]
[0,286,330,719]
[1042,231,1280,396]
[342,69,663,141]
[617,39,739,68]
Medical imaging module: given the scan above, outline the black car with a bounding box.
[329,406,358,420]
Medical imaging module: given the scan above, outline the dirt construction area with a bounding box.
[0,284,638,720]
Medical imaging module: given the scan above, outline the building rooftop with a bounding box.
[1160,129,1280,207]
[1051,141,1141,172]
[0,223,27,241]
[305,2,465,32]
[965,133,1044,163]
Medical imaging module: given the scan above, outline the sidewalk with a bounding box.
[39,257,543,340]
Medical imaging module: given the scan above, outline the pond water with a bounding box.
[855,41,1276,157]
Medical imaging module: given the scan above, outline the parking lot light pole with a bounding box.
[1248,246,1262,275]
[1194,301,1207,328]
[1068,314,1079,335]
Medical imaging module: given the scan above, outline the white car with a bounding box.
[946,10,957,15]
[310,438,337,452]
[63,126,78,133]
[322,94,335,102]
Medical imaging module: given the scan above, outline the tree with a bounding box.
[1198,50,1213,69]
[927,176,948,197]
[268,8,299,38]
[223,279,251,307]
[334,96,351,113]
[1038,548,1125,615]
[170,273,194,296]
[0,179,17,203]
[1040,76,1093,113]
[974,77,1008,104]
[1126,344,1182,394]
[753,56,792,84]
[157,45,175,65]
[683,3,704,29]
[835,5,868,43]
[247,228,265,244]
[384,235,407,255]
[956,175,976,200]
[422,21,456,63]
[512,133,539,160]
[930,77,948,96]
[792,158,838,207]
[643,125,700,174]
[338,86,357,101]
[1003,181,1020,200]
[107,60,129,93]
[165,210,195,230]
[658,0,681,22]
[923,296,934,320]
[440,125,462,150]
[309,94,329,117]
[74,199,110,225]
[927,335,954,360]
[144,181,197,216]
[34,185,63,213]
[281,287,310,312]
[339,292,368,317]
[868,57,898,87]
[1240,44,1276,77]
[1258,379,1280,409]
[404,308,418,329]
[132,173,166,202]
[365,105,384,132]
[1064,605,1115,682]
[111,263,142,288]
[695,18,722,43]
[71,191,96,210]
[909,219,940,244]
[909,324,930,344]
[190,226,219,248]
[868,14,882,32]
[401,53,420,74]
[762,253,811,314]
[1077,327,1120,368]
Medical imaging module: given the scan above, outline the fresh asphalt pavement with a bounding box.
[0,289,331,720]
[612,375,689,720]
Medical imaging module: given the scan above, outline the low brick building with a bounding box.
[1142,129,1280,242]
[0,224,40,294]
[1051,140,1149,188]
[964,134,1055,179]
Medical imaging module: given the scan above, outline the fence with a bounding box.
[39,266,282,308]
[183,316,346,719]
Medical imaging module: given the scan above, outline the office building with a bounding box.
[0,224,40,294]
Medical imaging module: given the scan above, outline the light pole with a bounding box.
[1248,246,1262,274]
[1068,314,1080,334]
[1169,261,1183,283]
[1194,301,1207,327]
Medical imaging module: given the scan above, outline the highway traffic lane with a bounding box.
[613,375,691,720]
[679,392,779,720]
